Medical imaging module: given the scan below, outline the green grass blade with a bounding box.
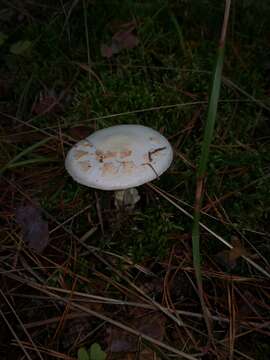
[191,0,231,341]
[192,46,225,282]
[83,0,91,82]
[5,158,59,170]
[198,47,225,176]
[0,137,51,175]
[170,12,187,58]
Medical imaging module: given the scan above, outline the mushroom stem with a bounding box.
[114,188,140,211]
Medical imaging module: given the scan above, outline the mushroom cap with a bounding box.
[65,124,173,190]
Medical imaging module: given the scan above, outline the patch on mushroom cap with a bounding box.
[79,160,92,171]
[101,162,118,176]
[119,149,132,158]
[96,149,132,161]
[96,149,115,161]
[121,160,135,174]
[74,150,89,160]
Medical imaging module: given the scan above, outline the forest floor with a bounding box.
[0,1,270,359]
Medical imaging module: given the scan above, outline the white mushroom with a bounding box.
[65,124,173,209]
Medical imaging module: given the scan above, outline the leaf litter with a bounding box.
[215,236,250,270]
[15,203,49,253]
[106,311,166,353]
[1,2,270,360]
[101,22,139,58]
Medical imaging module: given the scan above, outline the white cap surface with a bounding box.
[65,124,173,190]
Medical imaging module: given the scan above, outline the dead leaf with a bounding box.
[101,26,139,58]
[106,313,165,353]
[109,20,137,33]
[100,41,120,58]
[215,237,249,270]
[16,204,49,253]
[113,30,139,49]
[62,315,93,349]
[138,278,163,295]
[68,126,94,140]
[138,349,161,360]
[119,349,161,360]
[106,328,136,353]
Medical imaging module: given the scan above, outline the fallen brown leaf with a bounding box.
[119,349,161,360]
[16,204,49,253]
[215,237,249,270]
[101,41,120,58]
[68,126,94,140]
[113,30,139,49]
[101,24,139,58]
[106,312,166,353]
